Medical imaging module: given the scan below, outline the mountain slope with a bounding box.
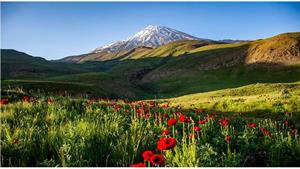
[142,32,300,82]
[246,32,300,65]
[62,40,216,62]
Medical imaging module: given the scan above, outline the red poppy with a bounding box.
[260,128,272,138]
[149,101,156,106]
[167,118,177,126]
[194,126,201,132]
[142,150,154,161]
[144,113,151,118]
[179,115,190,123]
[150,154,165,166]
[162,105,169,109]
[22,96,30,102]
[163,113,169,117]
[225,135,232,143]
[157,137,177,150]
[219,118,229,127]
[198,119,207,125]
[162,129,170,135]
[130,162,147,167]
[0,98,9,105]
[247,122,257,129]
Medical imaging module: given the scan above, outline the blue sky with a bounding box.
[1,2,300,60]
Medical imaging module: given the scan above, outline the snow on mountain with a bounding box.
[92,25,209,53]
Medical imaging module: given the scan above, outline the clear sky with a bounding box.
[1,2,300,60]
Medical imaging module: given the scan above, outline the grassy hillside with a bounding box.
[2,32,300,99]
[165,82,300,114]
[140,64,300,98]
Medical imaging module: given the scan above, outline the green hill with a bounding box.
[1,32,300,99]
[1,49,98,79]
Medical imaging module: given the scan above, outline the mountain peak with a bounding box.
[145,25,161,29]
[92,25,207,53]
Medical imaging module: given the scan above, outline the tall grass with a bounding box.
[1,97,300,166]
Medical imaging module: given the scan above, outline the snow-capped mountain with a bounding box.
[92,25,209,53]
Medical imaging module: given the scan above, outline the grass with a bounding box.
[164,82,300,127]
[1,96,300,167]
[1,80,108,97]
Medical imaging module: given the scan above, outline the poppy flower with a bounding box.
[176,112,182,116]
[179,115,190,123]
[198,120,207,125]
[157,137,177,150]
[149,101,156,106]
[167,118,177,126]
[162,105,169,109]
[260,128,272,138]
[22,96,30,102]
[142,150,154,161]
[194,126,201,132]
[161,129,170,135]
[130,162,147,167]
[219,118,229,127]
[0,98,9,105]
[247,122,257,129]
[144,113,151,118]
[163,113,169,117]
[225,135,232,143]
[150,154,165,166]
